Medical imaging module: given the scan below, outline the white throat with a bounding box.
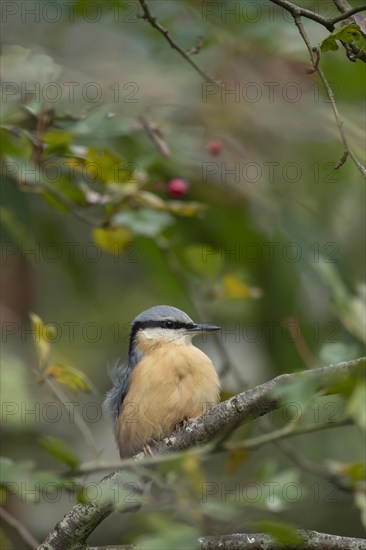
[140,327,194,345]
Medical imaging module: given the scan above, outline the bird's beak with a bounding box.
[189,323,220,333]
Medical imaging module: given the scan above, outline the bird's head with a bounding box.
[128,305,220,361]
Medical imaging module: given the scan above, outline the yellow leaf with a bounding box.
[222,275,262,299]
[168,201,207,217]
[93,227,132,256]
[30,312,54,366]
[45,364,94,394]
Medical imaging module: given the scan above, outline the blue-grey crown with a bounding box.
[132,305,193,325]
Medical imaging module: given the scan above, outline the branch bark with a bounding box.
[39,357,365,550]
[200,530,366,550]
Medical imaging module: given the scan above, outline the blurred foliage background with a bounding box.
[1,0,365,548]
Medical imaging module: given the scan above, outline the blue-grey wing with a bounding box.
[104,360,133,426]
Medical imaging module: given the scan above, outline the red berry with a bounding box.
[167,178,189,198]
[208,140,223,156]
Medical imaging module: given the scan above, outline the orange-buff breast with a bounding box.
[116,342,220,457]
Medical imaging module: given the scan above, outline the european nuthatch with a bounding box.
[105,305,220,458]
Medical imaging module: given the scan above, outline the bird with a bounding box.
[104,305,221,458]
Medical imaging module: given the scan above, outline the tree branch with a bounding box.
[270,1,366,63]
[137,0,218,84]
[39,478,116,550]
[329,5,366,25]
[200,530,366,550]
[38,357,365,549]
[270,0,366,29]
[293,15,366,178]
[150,358,364,455]
[269,0,333,29]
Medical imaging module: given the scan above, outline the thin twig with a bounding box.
[269,0,333,28]
[44,376,101,459]
[294,15,366,178]
[333,0,355,10]
[0,507,40,550]
[329,5,366,25]
[139,113,171,157]
[230,417,353,451]
[270,0,366,28]
[41,182,107,227]
[138,0,219,84]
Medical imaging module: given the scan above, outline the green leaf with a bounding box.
[347,382,366,431]
[69,105,133,139]
[0,128,32,159]
[112,209,174,237]
[320,36,339,52]
[320,23,362,52]
[43,130,73,153]
[0,207,30,244]
[39,436,81,468]
[0,45,62,87]
[47,173,86,206]
[85,147,131,184]
[255,520,303,546]
[332,23,363,43]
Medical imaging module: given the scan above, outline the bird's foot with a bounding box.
[143,442,155,457]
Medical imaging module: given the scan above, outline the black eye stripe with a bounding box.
[133,320,193,331]
[128,319,195,361]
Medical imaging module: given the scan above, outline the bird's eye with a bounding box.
[164,320,174,329]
